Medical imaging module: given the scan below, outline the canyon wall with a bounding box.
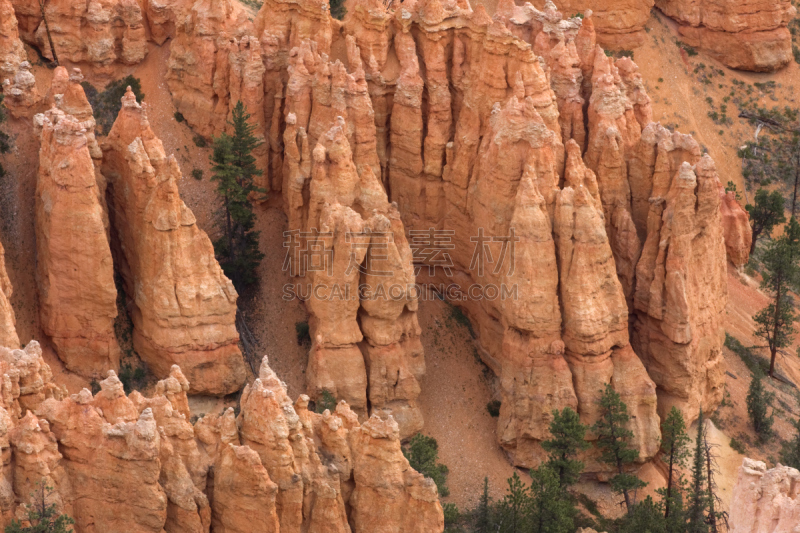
[0,338,444,532]
[101,88,246,395]
[729,458,800,533]
[656,0,797,72]
[0,243,18,350]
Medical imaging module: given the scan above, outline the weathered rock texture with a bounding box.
[0,347,444,532]
[720,190,752,268]
[729,458,800,533]
[10,0,148,74]
[655,0,797,71]
[162,0,731,468]
[0,0,26,83]
[528,0,654,49]
[2,61,40,118]
[34,90,120,377]
[0,243,19,350]
[281,41,424,438]
[101,89,246,395]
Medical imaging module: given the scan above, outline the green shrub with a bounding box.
[191,168,203,180]
[295,321,310,345]
[82,75,144,135]
[193,134,207,148]
[729,437,746,455]
[747,373,775,441]
[486,400,501,418]
[174,111,185,122]
[403,434,450,497]
[314,389,337,414]
[724,333,770,376]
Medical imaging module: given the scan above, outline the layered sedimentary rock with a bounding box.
[655,0,797,71]
[504,0,654,49]
[0,0,26,83]
[281,40,424,437]
[102,89,246,395]
[34,103,120,377]
[729,458,800,533]
[10,0,148,73]
[0,243,19,350]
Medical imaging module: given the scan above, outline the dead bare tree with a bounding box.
[37,0,59,66]
[703,435,729,533]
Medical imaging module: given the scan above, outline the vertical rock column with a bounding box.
[34,107,120,377]
[102,89,246,395]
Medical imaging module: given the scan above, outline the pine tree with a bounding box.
[5,481,74,533]
[753,217,800,378]
[496,472,530,533]
[473,477,492,533]
[746,188,787,255]
[617,496,666,533]
[780,416,800,469]
[210,101,265,289]
[746,373,775,440]
[593,384,646,514]
[541,407,589,488]
[528,465,575,533]
[687,411,709,533]
[402,434,450,497]
[660,407,691,521]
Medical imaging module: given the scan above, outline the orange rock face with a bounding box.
[0,243,19,350]
[0,0,26,83]
[655,0,797,71]
[102,89,246,395]
[158,0,730,470]
[729,458,800,533]
[0,349,444,532]
[281,40,424,438]
[34,105,120,378]
[10,0,148,74]
[720,190,752,267]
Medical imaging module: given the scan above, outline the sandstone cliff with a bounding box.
[34,103,120,378]
[656,0,797,72]
[101,88,246,395]
[729,458,800,533]
[0,243,19,350]
[10,0,148,74]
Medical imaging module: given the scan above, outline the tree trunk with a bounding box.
[750,228,760,255]
[769,283,782,378]
[665,445,675,518]
[705,442,718,533]
[39,0,59,66]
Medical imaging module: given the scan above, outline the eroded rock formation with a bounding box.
[729,458,800,533]
[281,40,424,438]
[0,0,26,83]
[0,243,19,350]
[34,99,120,377]
[102,88,246,395]
[0,347,444,532]
[158,0,734,467]
[10,0,148,74]
[655,0,797,72]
